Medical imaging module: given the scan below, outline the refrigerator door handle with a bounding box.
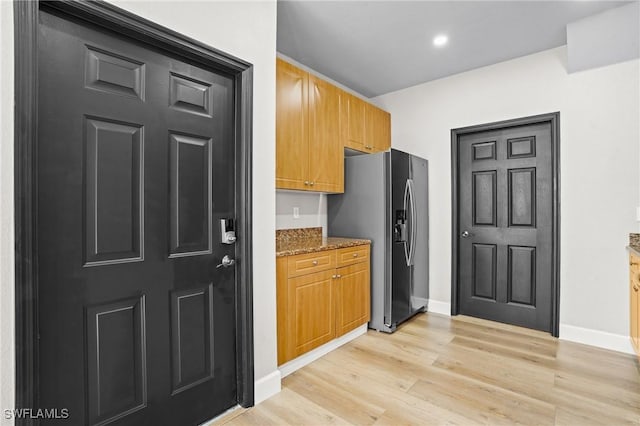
[407,179,417,266]
[403,179,411,266]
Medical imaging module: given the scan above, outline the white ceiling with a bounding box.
[277,1,632,97]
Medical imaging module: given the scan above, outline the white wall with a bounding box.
[0,2,15,425]
[375,47,640,347]
[276,191,327,236]
[0,1,280,418]
[567,2,640,73]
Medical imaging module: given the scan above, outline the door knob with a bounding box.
[216,255,235,268]
[461,231,471,238]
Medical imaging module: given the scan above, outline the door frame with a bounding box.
[450,112,560,337]
[14,0,255,421]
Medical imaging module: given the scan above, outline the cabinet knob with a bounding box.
[336,274,342,278]
[304,180,309,185]
[310,181,315,186]
[332,274,337,279]
[312,260,318,266]
[352,253,358,257]
[634,285,639,292]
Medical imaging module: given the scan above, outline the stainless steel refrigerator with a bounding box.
[328,149,428,333]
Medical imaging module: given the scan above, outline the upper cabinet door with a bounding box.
[341,92,366,151]
[365,103,391,153]
[309,75,343,193]
[276,58,309,190]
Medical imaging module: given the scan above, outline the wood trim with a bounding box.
[450,130,459,317]
[235,64,255,407]
[14,0,255,418]
[14,2,39,423]
[450,112,561,337]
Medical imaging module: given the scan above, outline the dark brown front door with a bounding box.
[38,9,237,425]
[455,119,556,333]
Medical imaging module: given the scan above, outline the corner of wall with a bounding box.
[254,370,281,405]
[0,1,16,424]
[559,323,635,354]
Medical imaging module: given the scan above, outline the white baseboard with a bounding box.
[559,323,635,355]
[424,303,634,355]
[254,369,281,404]
[427,299,451,316]
[278,324,367,378]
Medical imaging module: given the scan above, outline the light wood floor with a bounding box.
[221,313,640,425]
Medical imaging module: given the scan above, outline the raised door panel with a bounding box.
[288,270,336,357]
[342,92,366,151]
[508,246,536,306]
[472,244,497,301]
[170,285,215,395]
[308,75,343,193]
[84,117,144,266]
[276,59,309,190]
[366,104,391,153]
[86,297,147,425]
[336,261,370,337]
[169,133,212,257]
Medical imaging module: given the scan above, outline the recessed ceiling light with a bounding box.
[433,34,448,48]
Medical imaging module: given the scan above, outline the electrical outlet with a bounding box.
[293,207,300,219]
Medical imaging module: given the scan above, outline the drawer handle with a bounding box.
[352,253,358,258]
[312,260,318,266]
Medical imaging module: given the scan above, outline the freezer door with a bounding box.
[389,150,412,326]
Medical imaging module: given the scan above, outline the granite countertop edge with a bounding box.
[628,245,640,257]
[276,237,371,257]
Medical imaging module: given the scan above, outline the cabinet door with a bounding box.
[276,59,309,190]
[631,254,640,353]
[341,92,366,151]
[288,269,336,357]
[335,261,370,337]
[366,103,391,153]
[308,75,344,193]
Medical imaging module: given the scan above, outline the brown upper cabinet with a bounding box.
[365,103,391,152]
[341,91,366,151]
[276,58,391,192]
[342,93,391,153]
[276,58,343,193]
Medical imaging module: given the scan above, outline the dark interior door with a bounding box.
[38,10,237,425]
[457,122,553,332]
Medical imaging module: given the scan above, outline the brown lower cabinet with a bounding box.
[277,244,371,365]
[630,252,640,356]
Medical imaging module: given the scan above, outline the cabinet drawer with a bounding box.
[287,250,336,278]
[337,244,370,267]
